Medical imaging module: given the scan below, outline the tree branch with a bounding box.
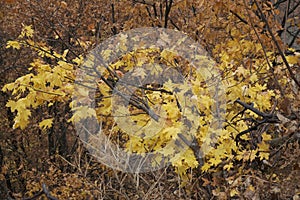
[164,0,173,28]
[230,10,248,24]
[253,0,300,88]
[234,99,280,145]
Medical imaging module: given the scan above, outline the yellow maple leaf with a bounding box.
[6,40,21,49]
[230,188,239,197]
[262,132,272,141]
[6,100,18,112]
[21,25,34,38]
[258,141,270,160]
[39,118,54,131]
[102,50,112,60]
[223,162,233,171]
[258,152,269,160]
[6,99,27,113]
[72,55,84,65]
[286,55,299,65]
[132,67,147,79]
[201,162,211,172]
[209,156,222,167]
[2,82,15,92]
[257,141,269,151]
[68,106,96,123]
[13,109,31,129]
[249,150,257,162]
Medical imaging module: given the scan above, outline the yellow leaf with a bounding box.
[160,49,174,61]
[259,152,269,160]
[286,55,299,65]
[132,67,147,79]
[201,163,211,172]
[262,132,272,141]
[209,156,222,166]
[6,100,18,112]
[68,106,96,123]
[13,109,31,129]
[72,55,84,65]
[249,74,258,82]
[62,49,69,58]
[102,50,112,60]
[6,40,21,49]
[224,162,233,171]
[39,118,54,130]
[159,145,175,156]
[230,188,239,197]
[6,98,28,113]
[248,185,255,191]
[257,141,269,151]
[2,82,15,92]
[22,25,34,38]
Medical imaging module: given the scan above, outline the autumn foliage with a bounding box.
[1,0,299,199]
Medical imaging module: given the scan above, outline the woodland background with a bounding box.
[0,0,299,199]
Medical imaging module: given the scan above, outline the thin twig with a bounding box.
[164,0,173,28]
[230,10,248,24]
[253,0,300,88]
[234,99,280,145]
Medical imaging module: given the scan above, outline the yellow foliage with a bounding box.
[3,7,281,179]
[39,118,54,131]
[6,40,21,49]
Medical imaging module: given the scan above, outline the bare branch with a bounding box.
[164,0,173,28]
[230,10,248,24]
[234,99,280,145]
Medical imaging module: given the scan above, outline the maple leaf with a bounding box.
[209,156,222,167]
[257,141,270,160]
[72,55,84,65]
[68,106,97,123]
[223,162,233,171]
[157,32,171,46]
[160,145,175,156]
[132,67,147,79]
[21,24,34,38]
[6,99,27,113]
[258,152,269,160]
[149,63,163,76]
[13,109,31,129]
[201,163,211,172]
[39,118,54,131]
[262,132,272,141]
[230,189,239,197]
[286,55,299,65]
[5,100,18,112]
[249,150,257,162]
[6,40,21,49]
[102,49,113,60]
